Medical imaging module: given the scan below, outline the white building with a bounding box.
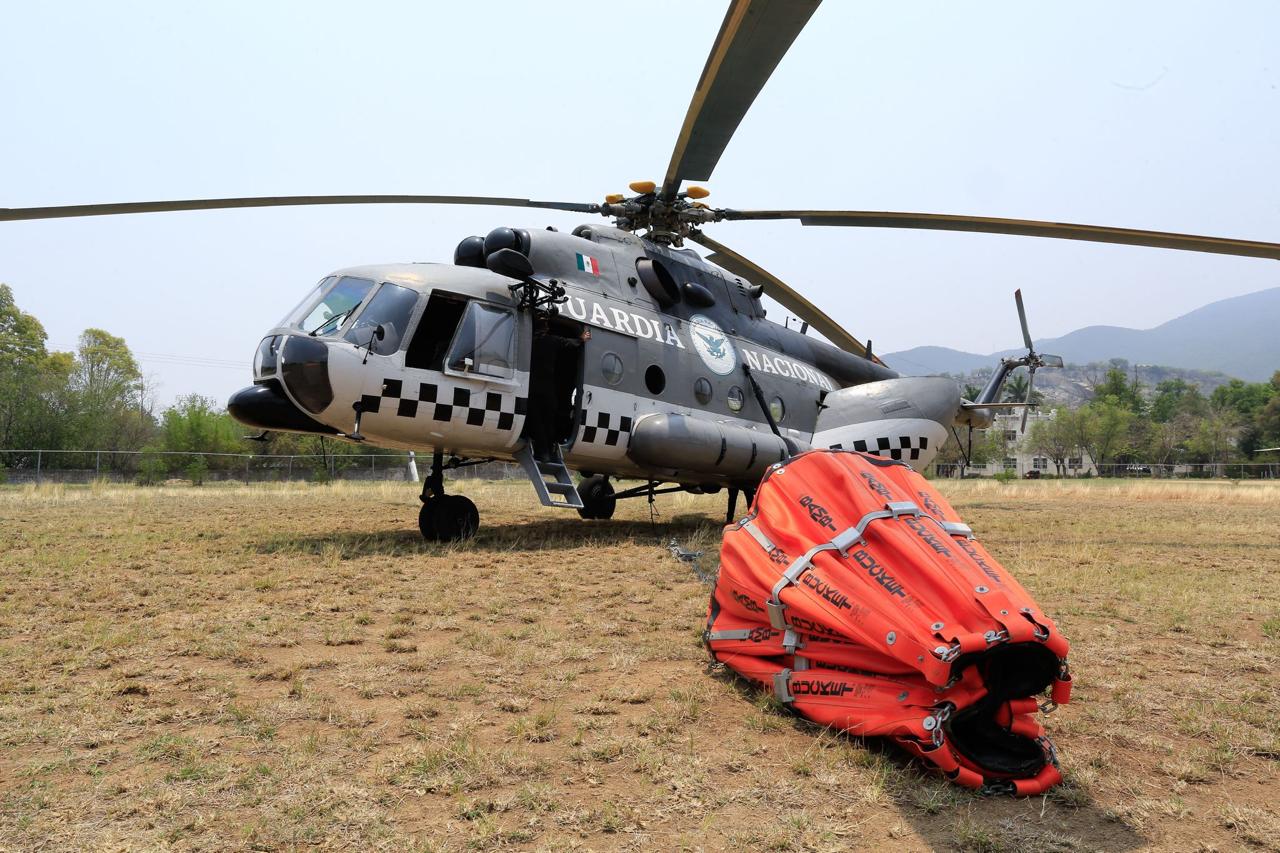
[934,409,1098,478]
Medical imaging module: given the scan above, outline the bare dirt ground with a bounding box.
[1,477,1277,851]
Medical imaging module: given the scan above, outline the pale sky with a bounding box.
[2,1,1278,406]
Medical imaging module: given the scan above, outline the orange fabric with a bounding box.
[706,450,1073,795]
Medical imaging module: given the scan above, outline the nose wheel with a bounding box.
[418,450,480,542]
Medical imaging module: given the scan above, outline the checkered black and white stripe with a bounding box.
[578,410,633,447]
[361,378,527,432]
[828,434,930,461]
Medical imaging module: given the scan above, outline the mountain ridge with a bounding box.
[886,287,1280,381]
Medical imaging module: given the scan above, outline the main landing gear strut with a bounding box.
[418,451,480,542]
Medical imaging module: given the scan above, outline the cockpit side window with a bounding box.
[292,276,374,336]
[344,283,419,355]
[445,302,517,381]
[406,292,468,371]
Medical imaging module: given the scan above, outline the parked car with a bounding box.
[1024,470,1042,480]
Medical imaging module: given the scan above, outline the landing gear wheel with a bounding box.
[576,475,616,520]
[433,494,479,542]
[418,498,442,542]
[418,496,479,542]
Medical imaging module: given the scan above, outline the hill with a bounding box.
[887,287,1280,382]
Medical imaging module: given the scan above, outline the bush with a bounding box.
[184,457,208,486]
[993,470,1018,484]
[136,453,169,486]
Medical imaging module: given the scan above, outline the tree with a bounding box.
[1185,404,1240,473]
[1073,399,1133,471]
[1093,367,1144,414]
[1150,378,1200,422]
[69,328,154,452]
[0,284,76,456]
[1026,409,1077,476]
[1003,373,1029,403]
[157,395,247,471]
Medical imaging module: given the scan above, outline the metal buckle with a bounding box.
[932,643,962,663]
[941,520,974,539]
[772,669,794,703]
[1039,735,1060,768]
[766,600,789,631]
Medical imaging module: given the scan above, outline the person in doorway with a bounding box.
[529,318,589,462]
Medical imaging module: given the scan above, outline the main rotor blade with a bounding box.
[0,194,599,222]
[1014,288,1033,351]
[689,231,880,363]
[661,0,821,199]
[721,209,1280,260]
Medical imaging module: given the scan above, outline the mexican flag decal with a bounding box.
[575,253,600,275]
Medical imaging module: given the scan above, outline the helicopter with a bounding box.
[5,0,1280,542]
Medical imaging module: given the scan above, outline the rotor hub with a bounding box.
[597,183,721,245]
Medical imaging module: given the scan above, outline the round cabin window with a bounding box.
[727,386,745,413]
[694,377,713,405]
[769,397,786,423]
[645,365,666,395]
[601,352,624,386]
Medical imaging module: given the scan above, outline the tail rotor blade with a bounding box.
[1015,289,1033,352]
[1021,368,1036,433]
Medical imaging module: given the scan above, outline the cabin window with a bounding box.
[406,292,468,371]
[445,302,517,381]
[694,377,713,404]
[727,386,745,413]
[769,397,786,423]
[601,352,624,386]
[644,365,666,395]
[344,283,419,355]
[1003,457,1017,470]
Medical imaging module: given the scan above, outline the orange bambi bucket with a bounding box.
[707,450,1071,794]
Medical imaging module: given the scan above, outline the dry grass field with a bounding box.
[1,476,1278,851]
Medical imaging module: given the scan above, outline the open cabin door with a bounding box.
[524,316,586,462]
[359,290,530,454]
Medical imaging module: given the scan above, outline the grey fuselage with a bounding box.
[231,223,948,488]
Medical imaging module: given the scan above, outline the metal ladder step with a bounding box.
[514,442,584,509]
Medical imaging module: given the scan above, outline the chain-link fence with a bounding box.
[0,449,522,485]
[5,449,1278,486]
[929,460,1280,480]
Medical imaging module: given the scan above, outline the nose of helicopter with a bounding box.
[227,334,339,434]
[274,334,334,414]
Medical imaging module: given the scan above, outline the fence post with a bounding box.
[245,454,251,483]
[371,454,375,478]
[287,455,293,480]
[36,450,42,484]
[95,451,101,478]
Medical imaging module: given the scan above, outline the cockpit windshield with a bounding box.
[280,276,375,335]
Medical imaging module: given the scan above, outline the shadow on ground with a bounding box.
[709,666,1147,851]
[255,512,720,557]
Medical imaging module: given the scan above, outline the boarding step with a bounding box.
[514,443,584,509]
